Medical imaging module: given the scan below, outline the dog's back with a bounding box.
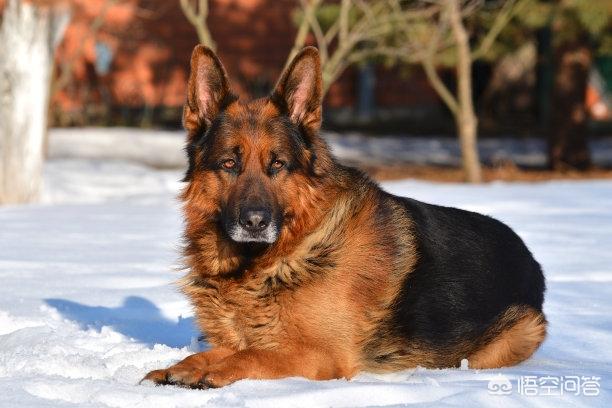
[366,193,546,370]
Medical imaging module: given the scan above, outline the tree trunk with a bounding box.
[548,39,592,171]
[456,111,481,183]
[448,0,482,183]
[0,0,70,204]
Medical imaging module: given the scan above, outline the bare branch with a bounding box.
[421,53,459,115]
[284,0,322,70]
[180,0,216,50]
[323,18,340,44]
[471,0,532,59]
[460,0,484,18]
[339,0,350,45]
[420,2,459,115]
[346,46,429,65]
[447,0,472,116]
[300,0,328,63]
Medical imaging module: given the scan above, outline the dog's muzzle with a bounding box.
[228,207,279,243]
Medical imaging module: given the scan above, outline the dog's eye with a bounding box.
[271,160,285,170]
[222,159,236,169]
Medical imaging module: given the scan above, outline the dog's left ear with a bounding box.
[270,47,322,136]
[183,45,235,139]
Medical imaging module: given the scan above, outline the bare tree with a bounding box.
[0,0,70,204]
[281,0,524,183]
[178,0,525,183]
[382,0,531,183]
[179,0,435,95]
[423,0,483,183]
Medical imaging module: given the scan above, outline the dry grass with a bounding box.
[361,162,612,183]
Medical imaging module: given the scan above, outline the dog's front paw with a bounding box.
[201,366,241,388]
[140,369,170,385]
[141,366,207,389]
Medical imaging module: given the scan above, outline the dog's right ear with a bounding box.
[270,47,322,137]
[183,45,235,139]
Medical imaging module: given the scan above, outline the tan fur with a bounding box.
[468,306,547,369]
[142,178,421,387]
[176,187,418,380]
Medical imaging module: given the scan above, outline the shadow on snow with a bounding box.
[45,296,200,348]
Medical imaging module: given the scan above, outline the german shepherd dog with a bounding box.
[143,45,546,389]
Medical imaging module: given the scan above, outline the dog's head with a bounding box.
[182,45,332,245]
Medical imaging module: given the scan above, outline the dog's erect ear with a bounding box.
[270,47,322,135]
[183,45,234,138]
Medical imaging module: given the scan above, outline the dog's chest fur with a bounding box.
[185,240,340,350]
[183,193,417,359]
[189,275,283,349]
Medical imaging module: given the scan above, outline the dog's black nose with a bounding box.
[239,208,271,232]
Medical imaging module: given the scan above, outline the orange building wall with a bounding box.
[41,0,436,115]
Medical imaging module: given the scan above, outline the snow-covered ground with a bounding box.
[49,127,612,168]
[1,151,611,406]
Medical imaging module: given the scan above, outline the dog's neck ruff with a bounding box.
[184,190,362,294]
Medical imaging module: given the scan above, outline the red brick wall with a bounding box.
[49,0,436,116]
[376,66,439,107]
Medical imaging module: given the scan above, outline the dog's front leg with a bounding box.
[141,346,234,388]
[202,347,349,388]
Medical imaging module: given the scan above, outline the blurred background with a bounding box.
[1,0,611,204]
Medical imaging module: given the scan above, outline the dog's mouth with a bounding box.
[227,223,279,244]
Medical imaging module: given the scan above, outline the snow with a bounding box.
[48,127,612,168]
[2,140,612,406]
